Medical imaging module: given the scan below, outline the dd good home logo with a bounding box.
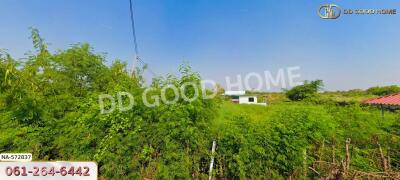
[318,4,341,19]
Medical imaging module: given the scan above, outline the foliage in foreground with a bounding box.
[214,102,400,179]
[0,29,218,179]
[0,29,399,179]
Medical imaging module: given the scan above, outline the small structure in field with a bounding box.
[363,93,400,119]
[223,91,267,106]
[364,93,400,107]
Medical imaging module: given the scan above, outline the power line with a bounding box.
[128,0,157,77]
[129,0,139,58]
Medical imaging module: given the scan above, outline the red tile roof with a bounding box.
[364,93,400,106]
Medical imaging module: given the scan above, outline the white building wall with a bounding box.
[238,96,267,106]
[239,96,257,104]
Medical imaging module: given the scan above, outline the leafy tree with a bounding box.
[285,80,324,101]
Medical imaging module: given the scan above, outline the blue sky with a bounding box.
[0,0,399,91]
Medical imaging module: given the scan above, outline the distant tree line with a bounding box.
[285,80,400,101]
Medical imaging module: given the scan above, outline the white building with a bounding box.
[223,91,267,106]
[224,91,246,96]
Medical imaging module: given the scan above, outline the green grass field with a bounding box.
[209,99,399,178]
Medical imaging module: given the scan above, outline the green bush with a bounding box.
[285,80,324,101]
[0,29,218,179]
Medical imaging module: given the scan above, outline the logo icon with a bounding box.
[318,4,341,19]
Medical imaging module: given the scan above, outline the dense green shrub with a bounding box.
[0,29,218,179]
[285,80,324,101]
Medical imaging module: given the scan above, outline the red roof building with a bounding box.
[364,93,400,106]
